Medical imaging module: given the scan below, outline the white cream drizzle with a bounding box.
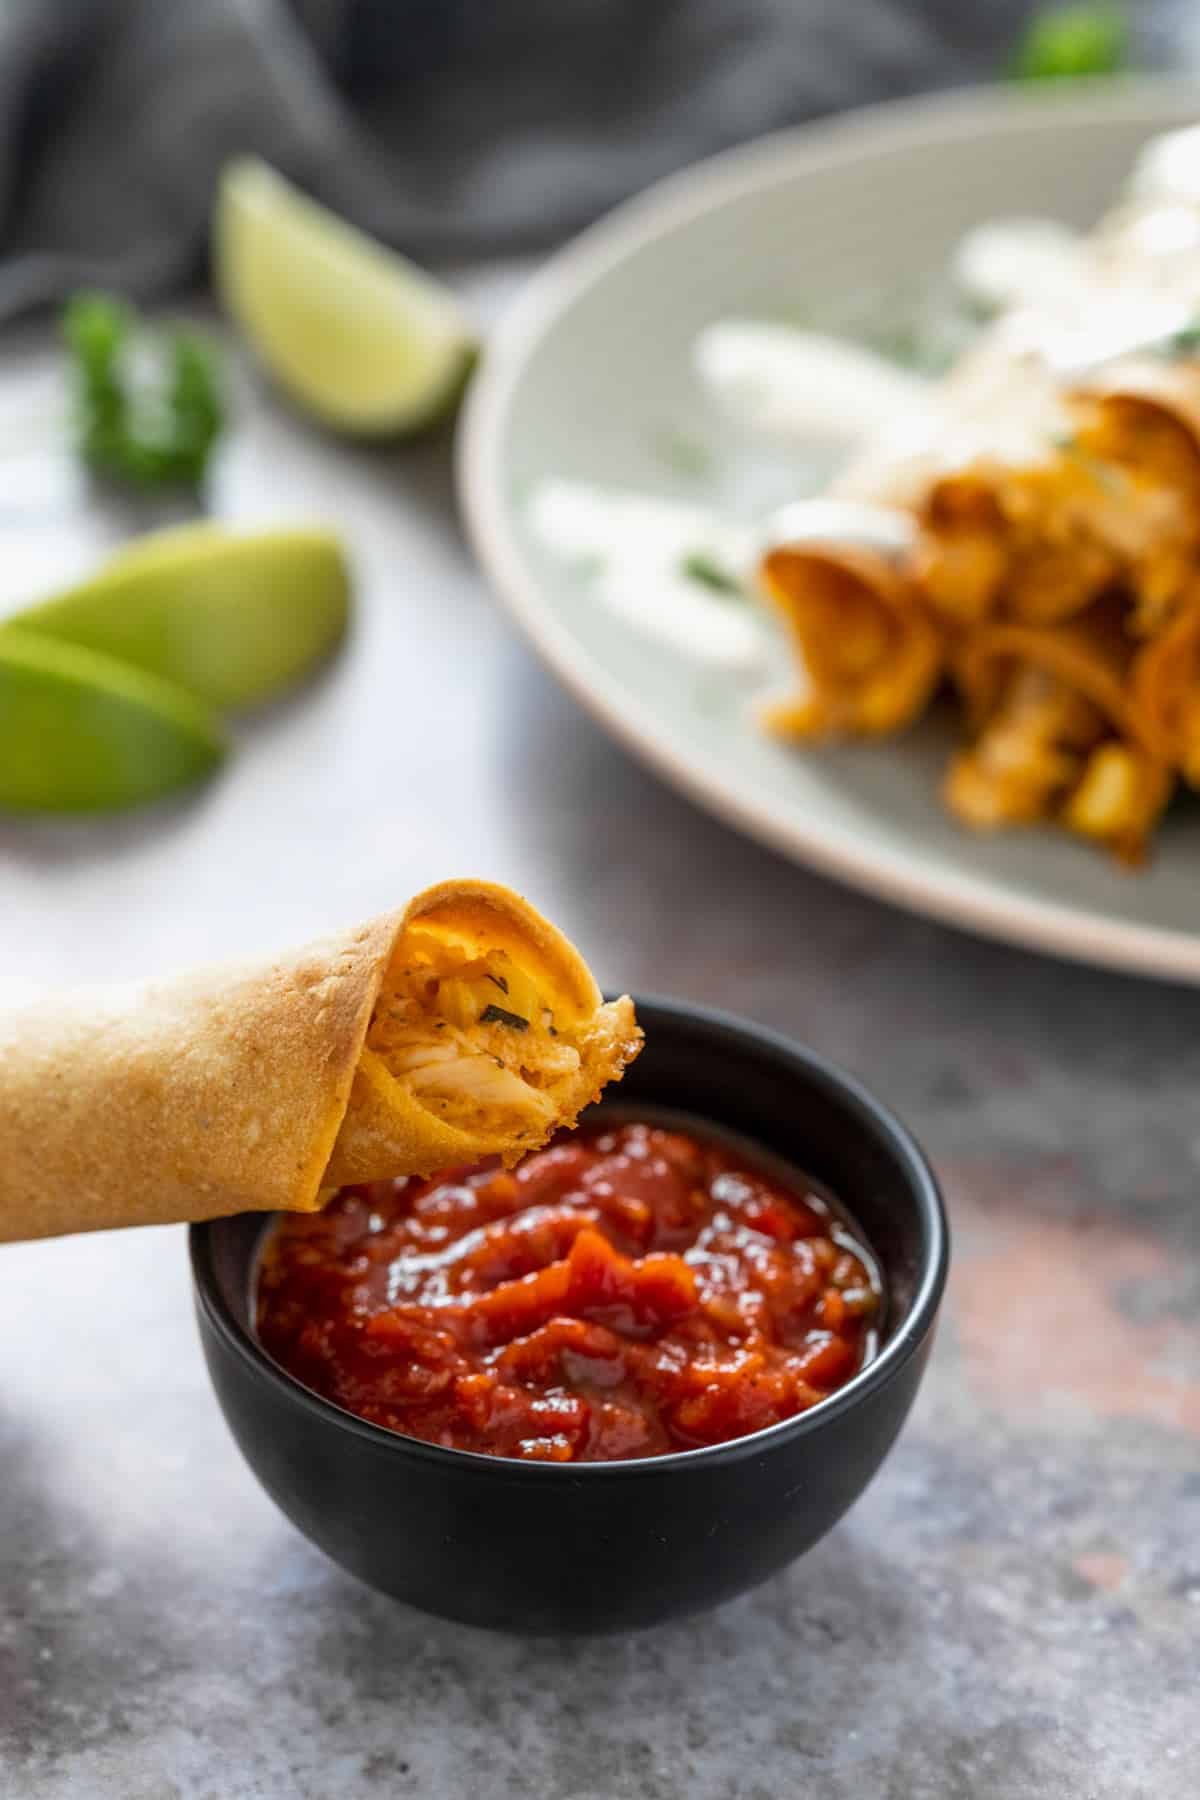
[528,479,767,670]
[693,321,930,445]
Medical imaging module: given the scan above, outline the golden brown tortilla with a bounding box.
[751,131,1200,861]
[1130,593,1200,784]
[758,541,943,740]
[945,605,1172,862]
[0,880,641,1243]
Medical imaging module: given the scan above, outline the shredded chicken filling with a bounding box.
[945,664,1169,861]
[919,400,1200,635]
[946,667,1105,827]
[760,552,941,738]
[366,941,585,1131]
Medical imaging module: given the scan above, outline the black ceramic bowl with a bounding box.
[191,997,947,1633]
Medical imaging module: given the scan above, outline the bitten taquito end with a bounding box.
[0,881,641,1243]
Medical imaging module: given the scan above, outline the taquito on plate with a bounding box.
[1131,588,1200,783]
[0,880,641,1242]
[946,603,1172,862]
[753,124,1200,860]
[758,538,942,740]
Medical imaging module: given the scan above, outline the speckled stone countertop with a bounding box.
[1,300,1197,1799]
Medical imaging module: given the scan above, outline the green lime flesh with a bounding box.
[216,157,477,437]
[6,526,351,712]
[0,630,227,813]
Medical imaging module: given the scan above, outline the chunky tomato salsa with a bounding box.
[256,1117,881,1462]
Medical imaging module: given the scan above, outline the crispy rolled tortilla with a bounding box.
[832,240,1200,637]
[0,880,642,1243]
[1067,357,1200,633]
[918,449,1129,630]
[751,126,1200,861]
[910,356,1200,633]
[825,359,1123,632]
[946,605,1172,862]
[1131,592,1200,785]
[758,540,942,739]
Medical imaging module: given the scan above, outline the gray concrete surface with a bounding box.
[0,300,1197,1798]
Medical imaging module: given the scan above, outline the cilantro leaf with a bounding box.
[62,292,224,491]
[1012,4,1129,81]
[680,550,743,596]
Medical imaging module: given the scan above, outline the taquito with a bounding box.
[843,347,1200,635]
[1067,357,1200,634]
[752,123,1200,859]
[0,880,641,1242]
[809,127,1200,637]
[758,539,942,739]
[1131,590,1200,784]
[946,605,1172,862]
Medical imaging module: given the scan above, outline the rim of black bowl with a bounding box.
[190,995,949,1478]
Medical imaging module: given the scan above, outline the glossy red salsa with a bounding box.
[256,1118,881,1463]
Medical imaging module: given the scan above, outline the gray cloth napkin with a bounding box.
[0,0,1187,318]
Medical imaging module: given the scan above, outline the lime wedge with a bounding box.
[215,158,476,435]
[6,526,351,711]
[101,522,227,574]
[0,630,226,813]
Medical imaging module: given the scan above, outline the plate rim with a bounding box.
[458,77,1200,986]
